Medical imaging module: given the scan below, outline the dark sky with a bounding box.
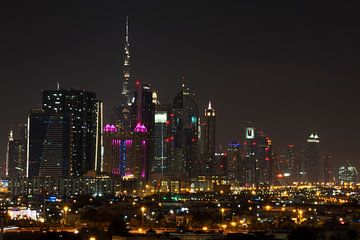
[1,1,360,170]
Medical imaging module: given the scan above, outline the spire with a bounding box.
[122,16,131,104]
[9,130,13,141]
[207,101,212,110]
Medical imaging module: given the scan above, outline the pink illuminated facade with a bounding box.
[103,127,148,183]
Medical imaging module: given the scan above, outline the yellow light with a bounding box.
[230,222,236,227]
[138,228,143,233]
[222,224,227,229]
[63,206,69,212]
[89,237,96,240]
[221,208,225,213]
[202,226,208,231]
[265,205,271,211]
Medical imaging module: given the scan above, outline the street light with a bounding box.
[141,207,146,227]
[220,208,225,223]
[63,206,69,225]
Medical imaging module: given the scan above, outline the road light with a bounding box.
[220,208,225,223]
[63,206,69,225]
[141,207,146,227]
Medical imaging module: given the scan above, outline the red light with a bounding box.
[165,138,170,142]
[170,113,175,117]
[288,144,294,148]
[192,138,196,142]
[170,136,174,140]
[265,157,270,161]
[277,173,283,178]
[166,121,170,125]
[244,141,247,145]
[252,142,256,146]
[265,147,270,151]
[136,80,140,85]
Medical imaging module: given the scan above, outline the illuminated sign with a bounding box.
[246,127,255,139]
[155,112,167,123]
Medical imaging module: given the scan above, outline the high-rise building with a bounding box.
[171,84,199,187]
[103,124,148,185]
[323,154,333,183]
[38,115,70,177]
[226,142,241,181]
[112,17,133,131]
[27,109,49,177]
[338,163,358,183]
[141,84,155,182]
[241,125,273,186]
[303,132,320,183]
[202,101,216,177]
[152,104,172,179]
[36,88,102,177]
[6,124,27,178]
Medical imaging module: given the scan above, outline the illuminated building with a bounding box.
[241,125,273,186]
[151,104,172,182]
[141,83,155,182]
[6,124,27,178]
[112,17,133,131]
[9,177,116,196]
[226,142,241,181]
[39,88,102,177]
[202,101,216,177]
[103,124,148,184]
[171,83,199,187]
[303,132,320,182]
[338,164,358,183]
[286,144,299,182]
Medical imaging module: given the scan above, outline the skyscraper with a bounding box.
[304,132,320,183]
[112,17,133,131]
[226,142,241,181]
[27,109,49,177]
[6,124,27,178]
[199,101,216,177]
[241,125,273,186]
[37,88,101,177]
[171,84,199,187]
[152,104,172,180]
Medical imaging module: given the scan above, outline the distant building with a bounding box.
[151,104,172,181]
[202,101,216,177]
[103,124,148,186]
[241,125,272,186]
[226,142,241,181]
[338,164,358,183]
[171,84,199,187]
[112,17,132,132]
[27,88,102,178]
[27,109,49,177]
[303,132,320,182]
[6,124,27,178]
[323,154,333,183]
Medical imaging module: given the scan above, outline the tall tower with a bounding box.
[203,101,216,177]
[304,132,320,183]
[112,17,133,131]
[122,16,131,104]
[171,83,199,187]
[6,124,27,178]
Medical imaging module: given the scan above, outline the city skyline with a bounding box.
[1,1,360,168]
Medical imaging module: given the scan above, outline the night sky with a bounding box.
[1,1,359,169]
